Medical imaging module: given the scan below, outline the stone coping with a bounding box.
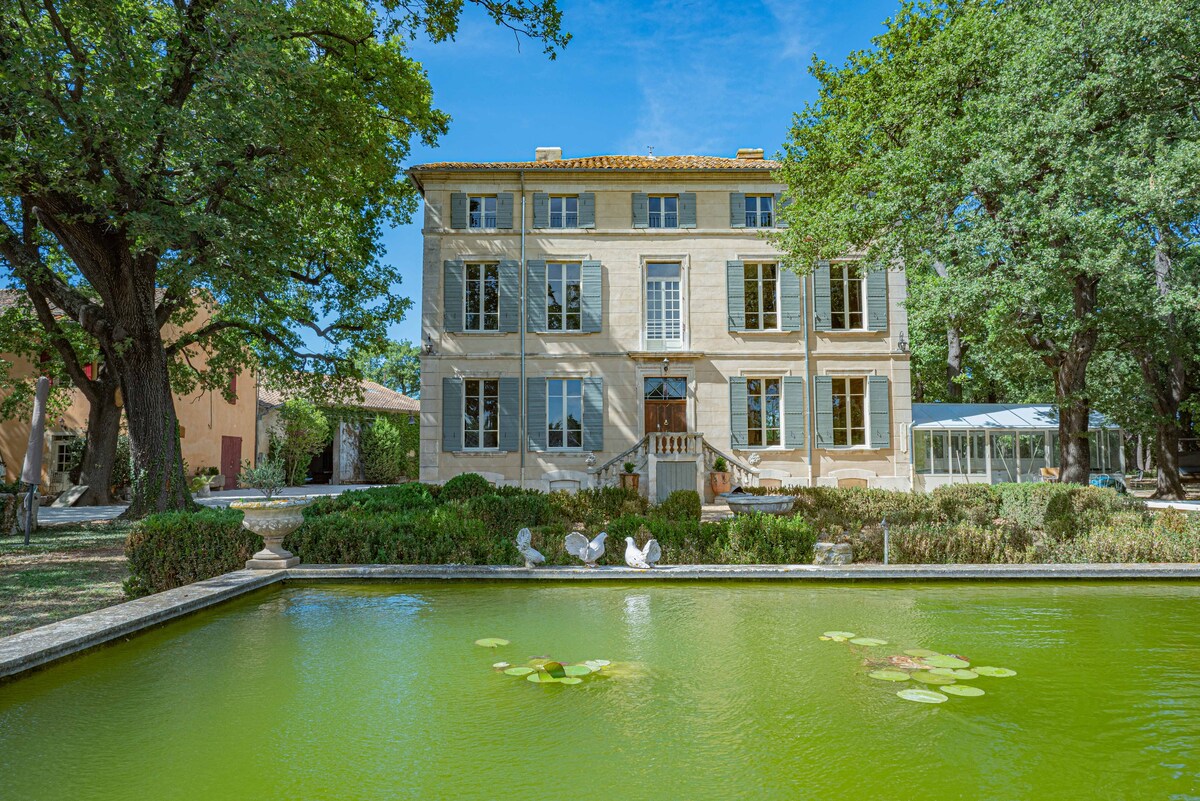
[3,562,1198,681]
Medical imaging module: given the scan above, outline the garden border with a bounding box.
[3,562,1199,681]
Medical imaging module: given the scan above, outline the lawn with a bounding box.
[0,522,132,638]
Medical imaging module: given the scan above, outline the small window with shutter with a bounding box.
[648,195,678,228]
[547,378,583,450]
[464,263,500,331]
[546,262,582,331]
[743,263,780,331]
[549,195,578,228]
[744,195,774,228]
[468,196,497,228]
[828,263,866,330]
[463,378,500,449]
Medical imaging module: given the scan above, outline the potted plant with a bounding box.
[230,458,310,569]
[710,456,733,496]
[190,473,212,498]
[619,461,640,493]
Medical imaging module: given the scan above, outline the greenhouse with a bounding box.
[911,404,1124,490]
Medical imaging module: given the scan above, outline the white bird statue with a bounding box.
[564,531,607,567]
[516,528,545,568]
[624,537,661,569]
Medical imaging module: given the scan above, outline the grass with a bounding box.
[0,521,132,638]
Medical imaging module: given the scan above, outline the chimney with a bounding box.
[735,148,764,160]
[535,147,563,162]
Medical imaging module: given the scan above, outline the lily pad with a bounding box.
[903,649,940,658]
[563,665,593,677]
[868,669,911,682]
[824,631,856,639]
[911,671,956,685]
[504,667,535,676]
[850,637,888,646]
[973,666,1017,678]
[897,689,948,704]
[492,662,511,669]
[541,661,566,678]
[587,659,611,667]
[526,672,559,683]
[474,638,510,648]
[557,677,583,685]
[922,654,970,669]
[930,668,978,680]
[942,684,985,697]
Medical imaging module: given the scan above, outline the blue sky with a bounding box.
[383,0,904,344]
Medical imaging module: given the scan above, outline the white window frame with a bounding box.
[828,262,866,331]
[830,376,867,448]
[549,195,579,229]
[644,261,684,349]
[462,378,499,450]
[52,436,77,475]
[546,378,584,451]
[915,430,988,475]
[746,376,783,448]
[463,262,500,332]
[744,194,774,228]
[743,262,780,331]
[546,262,583,332]
[468,195,497,229]
[647,195,678,229]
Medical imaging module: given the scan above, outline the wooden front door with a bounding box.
[644,377,687,434]
[220,436,241,490]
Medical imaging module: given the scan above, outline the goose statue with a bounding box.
[564,531,607,567]
[516,528,545,568]
[624,537,662,569]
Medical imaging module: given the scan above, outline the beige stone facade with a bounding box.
[410,151,913,497]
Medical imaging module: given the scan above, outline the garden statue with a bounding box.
[516,528,545,568]
[623,537,661,569]
[564,531,607,567]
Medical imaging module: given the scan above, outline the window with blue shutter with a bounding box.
[868,375,891,448]
[780,267,802,331]
[679,192,697,228]
[866,268,889,331]
[443,260,464,333]
[450,193,467,229]
[814,375,834,448]
[813,262,832,331]
[729,193,746,228]
[578,193,596,228]
[498,260,520,332]
[526,377,547,451]
[441,377,463,451]
[582,377,604,451]
[729,378,748,448]
[496,193,514,229]
[726,260,745,330]
[632,193,649,228]
[525,260,546,332]
[581,261,602,333]
[532,193,549,228]
[498,377,519,451]
[783,376,806,448]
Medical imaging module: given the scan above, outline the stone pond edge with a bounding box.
[3,562,1199,681]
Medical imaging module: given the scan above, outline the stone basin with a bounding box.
[720,493,797,515]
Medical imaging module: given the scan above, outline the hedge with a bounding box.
[124,508,258,597]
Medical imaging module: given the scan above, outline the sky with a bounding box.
[382,0,905,344]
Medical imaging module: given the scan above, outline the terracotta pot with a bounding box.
[619,472,640,493]
[709,471,732,496]
[231,497,313,569]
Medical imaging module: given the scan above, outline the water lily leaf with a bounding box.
[930,668,977,680]
[868,669,911,682]
[818,636,832,641]
[504,667,535,676]
[911,671,956,685]
[526,672,557,683]
[557,676,583,685]
[942,684,985,697]
[587,659,611,667]
[903,649,940,658]
[541,661,566,678]
[563,665,593,677]
[475,638,510,648]
[492,662,511,670]
[922,655,970,669]
[973,666,1017,678]
[850,637,888,646]
[824,631,856,639]
[897,689,948,704]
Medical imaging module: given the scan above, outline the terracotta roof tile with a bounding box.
[258,379,418,414]
[411,155,780,172]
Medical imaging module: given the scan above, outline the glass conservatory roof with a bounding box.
[912,404,1117,431]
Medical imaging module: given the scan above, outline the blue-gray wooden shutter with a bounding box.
[443,260,464,332]
[632,193,649,228]
[783,376,805,449]
[581,260,602,333]
[496,193,514,229]
[869,375,891,448]
[498,377,519,451]
[441,377,462,451]
[780,267,802,331]
[532,193,549,228]
[499,260,520,332]
[774,192,789,228]
[525,259,546,332]
[813,261,832,331]
[726,260,745,331]
[578,193,596,228]
[526,377,547,451]
[729,192,746,228]
[450,193,467,229]
[866,267,888,331]
[679,192,697,228]
[729,377,748,448]
[582,377,604,452]
[814,375,834,448]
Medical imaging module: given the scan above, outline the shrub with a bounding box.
[549,486,648,528]
[238,457,286,500]
[720,513,818,564]
[306,483,438,517]
[359,416,418,484]
[441,472,493,503]
[125,509,257,597]
[929,483,999,525]
[1046,510,1200,563]
[111,435,132,492]
[655,489,702,522]
[790,487,935,537]
[463,491,557,534]
[273,398,331,485]
[868,521,1036,564]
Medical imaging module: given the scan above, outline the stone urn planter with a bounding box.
[231,497,312,569]
[720,493,797,516]
[709,470,732,496]
[620,472,640,492]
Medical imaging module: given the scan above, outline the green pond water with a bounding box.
[3,581,1200,800]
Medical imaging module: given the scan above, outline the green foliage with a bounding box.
[111,435,133,491]
[354,340,422,397]
[548,487,649,528]
[124,509,258,597]
[462,492,557,534]
[238,458,287,500]
[441,473,494,503]
[712,456,728,472]
[359,415,419,484]
[654,490,702,522]
[1046,510,1200,563]
[274,399,331,486]
[306,483,439,517]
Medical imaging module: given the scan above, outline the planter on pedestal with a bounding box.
[231,497,312,569]
[619,472,640,493]
[709,471,732,496]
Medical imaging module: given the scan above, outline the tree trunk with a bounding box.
[1047,274,1100,485]
[947,324,966,401]
[1153,420,1186,499]
[75,380,121,506]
